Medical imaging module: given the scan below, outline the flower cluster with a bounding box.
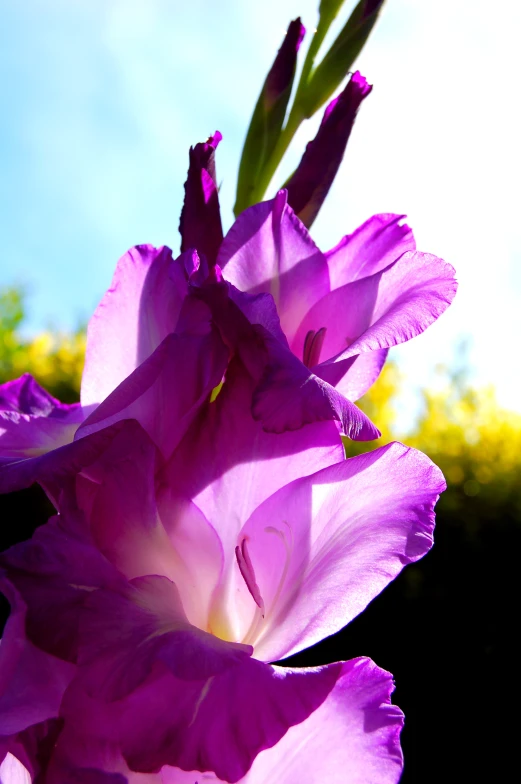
[0,132,456,783]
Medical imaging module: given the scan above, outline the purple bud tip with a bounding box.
[265,18,306,109]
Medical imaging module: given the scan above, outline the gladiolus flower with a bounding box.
[0,357,444,781]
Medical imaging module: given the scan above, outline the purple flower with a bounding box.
[0,360,445,780]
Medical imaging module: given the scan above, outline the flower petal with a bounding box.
[81,245,187,407]
[77,575,252,702]
[61,573,342,782]
[314,349,388,402]
[0,375,83,464]
[237,442,445,662]
[0,752,32,784]
[237,658,403,784]
[0,420,128,501]
[293,251,457,379]
[162,358,344,571]
[325,213,415,288]
[159,659,403,784]
[218,192,330,344]
[0,577,75,736]
[78,328,228,460]
[85,424,223,630]
[252,328,380,439]
[1,504,123,663]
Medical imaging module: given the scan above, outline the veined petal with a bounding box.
[237,442,445,662]
[293,251,457,370]
[81,245,187,408]
[218,191,330,344]
[326,213,415,288]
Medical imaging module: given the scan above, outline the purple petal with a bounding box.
[326,213,416,288]
[286,72,372,229]
[120,661,341,781]
[0,577,75,736]
[162,357,344,572]
[294,251,458,387]
[1,505,123,663]
[192,282,378,439]
[314,349,389,402]
[58,572,343,782]
[229,658,403,784]
[85,424,223,629]
[81,245,187,408]
[0,420,128,501]
[77,575,251,702]
[218,191,330,344]
[0,375,83,466]
[78,328,228,459]
[252,327,380,440]
[237,442,445,662]
[179,132,224,267]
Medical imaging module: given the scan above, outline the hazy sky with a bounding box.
[1,0,520,415]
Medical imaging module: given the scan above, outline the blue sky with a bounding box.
[1,0,520,415]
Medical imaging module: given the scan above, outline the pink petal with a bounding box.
[61,574,343,782]
[237,442,445,662]
[293,251,457,397]
[218,191,330,344]
[81,245,187,407]
[326,213,415,288]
